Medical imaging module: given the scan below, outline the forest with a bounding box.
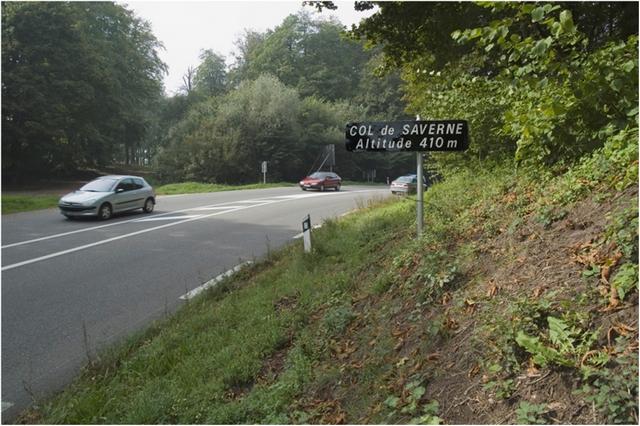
[2,1,637,184]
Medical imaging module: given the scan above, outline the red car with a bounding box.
[299,172,342,191]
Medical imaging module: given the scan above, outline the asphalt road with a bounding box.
[0,185,389,420]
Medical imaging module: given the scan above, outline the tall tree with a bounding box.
[194,50,227,97]
[1,1,166,178]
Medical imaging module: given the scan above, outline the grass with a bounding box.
[155,181,294,195]
[2,195,60,214]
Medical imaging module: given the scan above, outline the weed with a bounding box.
[384,379,441,424]
[610,263,638,302]
[321,305,355,336]
[516,401,548,424]
[535,205,568,228]
[578,351,639,424]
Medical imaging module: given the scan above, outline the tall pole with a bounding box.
[416,114,424,237]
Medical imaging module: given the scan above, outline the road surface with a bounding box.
[1,185,389,420]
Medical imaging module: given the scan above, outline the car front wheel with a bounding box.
[143,198,154,213]
[335,184,341,191]
[98,203,112,220]
[320,184,325,192]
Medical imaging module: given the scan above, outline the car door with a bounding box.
[131,178,148,208]
[113,178,141,212]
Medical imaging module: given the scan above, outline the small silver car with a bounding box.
[58,175,155,220]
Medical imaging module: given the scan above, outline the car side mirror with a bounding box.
[116,188,124,193]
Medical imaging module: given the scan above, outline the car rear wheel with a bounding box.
[143,198,154,213]
[98,203,112,220]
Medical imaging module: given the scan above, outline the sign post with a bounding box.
[345,118,468,238]
[261,161,267,184]
[302,215,312,253]
[415,115,424,236]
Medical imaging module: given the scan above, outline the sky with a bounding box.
[123,1,377,95]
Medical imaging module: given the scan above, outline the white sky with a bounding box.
[122,1,376,95]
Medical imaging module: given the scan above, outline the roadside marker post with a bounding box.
[302,215,312,253]
[345,116,469,238]
[261,161,267,184]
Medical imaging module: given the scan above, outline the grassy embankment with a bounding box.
[21,128,638,424]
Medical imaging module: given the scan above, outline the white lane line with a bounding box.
[1,401,14,412]
[292,224,323,239]
[2,190,377,249]
[135,215,204,222]
[191,206,245,211]
[1,202,279,272]
[179,261,253,300]
[1,198,281,249]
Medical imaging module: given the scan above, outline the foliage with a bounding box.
[194,50,227,97]
[579,352,639,424]
[233,11,369,102]
[516,316,601,370]
[2,2,166,179]
[347,2,638,170]
[516,401,548,425]
[384,380,441,424]
[610,263,638,302]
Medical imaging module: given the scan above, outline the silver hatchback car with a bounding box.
[58,175,156,220]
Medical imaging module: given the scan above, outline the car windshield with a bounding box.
[79,178,117,192]
[396,176,414,183]
[309,172,329,179]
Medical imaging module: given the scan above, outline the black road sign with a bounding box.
[345,120,469,152]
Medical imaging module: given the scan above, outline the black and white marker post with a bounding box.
[302,214,312,253]
[345,117,469,238]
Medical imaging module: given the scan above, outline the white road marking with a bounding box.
[1,401,14,412]
[1,202,275,272]
[134,215,204,222]
[1,198,287,249]
[179,261,253,300]
[191,206,245,211]
[2,189,382,270]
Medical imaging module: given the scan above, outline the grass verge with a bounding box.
[155,181,294,195]
[1,195,60,215]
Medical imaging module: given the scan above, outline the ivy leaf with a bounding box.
[622,60,635,73]
[610,79,624,92]
[531,7,545,23]
[559,10,575,33]
[532,38,550,57]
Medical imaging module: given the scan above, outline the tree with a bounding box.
[1,2,166,179]
[181,66,196,94]
[232,12,369,101]
[194,50,227,97]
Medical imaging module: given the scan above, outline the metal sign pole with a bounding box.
[416,115,424,237]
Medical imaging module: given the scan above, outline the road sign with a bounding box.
[261,161,267,173]
[345,120,469,152]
